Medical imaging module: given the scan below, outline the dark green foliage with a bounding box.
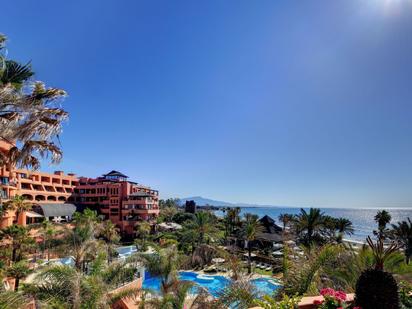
[399,281,412,308]
[172,212,195,224]
[355,269,399,309]
[391,218,412,264]
[293,208,353,246]
[159,198,180,209]
[216,280,258,309]
[0,60,34,86]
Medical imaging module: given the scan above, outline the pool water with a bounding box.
[143,271,280,298]
[252,277,280,296]
[43,256,75,267]
[115,245,137,259]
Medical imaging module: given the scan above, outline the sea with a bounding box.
[213,207,412,243]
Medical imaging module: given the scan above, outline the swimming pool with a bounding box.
[43,256,76,267]
[115,245,137,259]
[143,271,280,297]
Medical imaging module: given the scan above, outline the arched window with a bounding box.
[35,195,46,201]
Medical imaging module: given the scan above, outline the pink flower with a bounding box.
[353,307,362,309]
[320,288,335,297]
[334,291,347,301]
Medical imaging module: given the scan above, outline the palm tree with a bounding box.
[139,246,180,294]
[178,225,198,255]
[65,225,100,272]
[26,258,139,308]
[224,253,244,281]
[160,206,178,223]
[0,35,67,169]
[294,208,326,246]
[0,290,26,309]
[40,219,56,261]
[5,260,31,291]
[366,235,398,271]
[135,221,151,251]
[374,210,391,239]
[216,279,258,309]
[326,244,405,292]
[99,220,120,264]
[391,218,412,264]
[0,265,27,309]
[2,195,32,225]
[334,217,354,243]
[0,224,34,264]
[144,281,195,309]
[282,244,344,296]
[278,213,293,231]
[192,211,216,245]
[242,213,264,274]
[62,210,101,271]
[224,207,241,237]
[0,34,67,210]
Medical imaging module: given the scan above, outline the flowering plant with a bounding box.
[313,288,360,309]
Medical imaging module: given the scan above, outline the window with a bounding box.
[21,183,31,190]
[0,189,8,199]
[0,177,9,185]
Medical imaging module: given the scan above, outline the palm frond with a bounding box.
[0,60,33,87]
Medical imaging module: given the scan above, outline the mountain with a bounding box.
[178,196,234,207]
[178,196,279,208]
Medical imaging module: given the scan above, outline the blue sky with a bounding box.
[2,0,412,208]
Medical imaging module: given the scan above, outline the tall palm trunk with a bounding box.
[42,237,46,259]
[11,246,17,263]
[142,235,146,251]
[47,238,51,261]
[74,255,82,271]
[247,241,252,274]
[14,277,20,291]
[307,227,313,244]
[107,243,112,264]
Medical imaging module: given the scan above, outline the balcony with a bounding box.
[44,186,56,192]
[123,208,159,214]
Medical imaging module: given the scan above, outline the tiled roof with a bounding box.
[34,203,77,218]
[103,170,128,178]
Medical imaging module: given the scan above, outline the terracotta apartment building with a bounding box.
[72,170,160,236]
[0,141,160,236]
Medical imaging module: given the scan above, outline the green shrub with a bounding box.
[254,293,301,309]
[399,281,412,308]
[355,269,399,309]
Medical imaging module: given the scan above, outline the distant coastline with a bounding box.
[199,205,412,242]
[179,196,412,210]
